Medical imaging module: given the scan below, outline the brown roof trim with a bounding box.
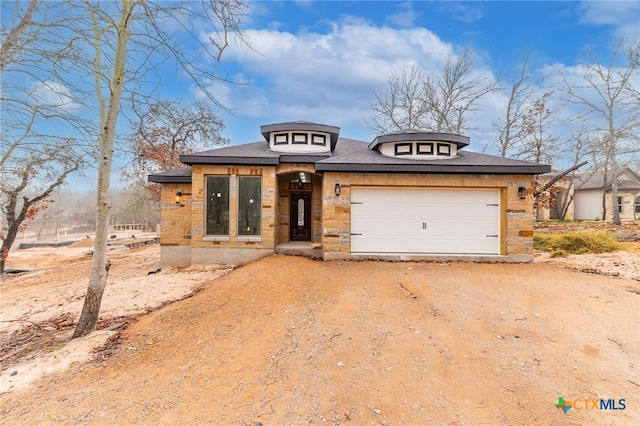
[315,163,551,174]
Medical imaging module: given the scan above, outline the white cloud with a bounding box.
[578,0,639,25]
[437,2,485,23]
[29,81,80,113]
[206,16,454,129]
[386,1,420,28]
[577,1,640,39]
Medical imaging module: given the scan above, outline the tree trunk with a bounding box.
[73,1,134,338]
[612,174,621,225]
[0,226,19,274]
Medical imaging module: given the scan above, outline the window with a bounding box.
[292,133,308,144]
[274,133,288,145]
[417,143,434,155]
[437,143,451,156]
[206,176,230,235]
[635,196,640,214]
[394,143,413,155]
[238,176,262,236]
[617,196,623,213]
[311,133,327,146]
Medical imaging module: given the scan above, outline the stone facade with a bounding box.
[321,172,535,262]
[186,165,277,264]
[156,170,537,265]
[151,124,550,266]
[158,182,193,267]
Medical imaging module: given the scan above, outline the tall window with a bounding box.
[238,176,261,236]
[635,196,640,214]
[206,176,229,235]
[617,196,623,213]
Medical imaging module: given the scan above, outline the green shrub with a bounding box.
[533,231,622,254]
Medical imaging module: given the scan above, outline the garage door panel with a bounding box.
[351,188,500,255]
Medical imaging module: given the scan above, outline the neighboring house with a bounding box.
[573,168,640,221]
[148,121,550,267]
[534,171,575,221]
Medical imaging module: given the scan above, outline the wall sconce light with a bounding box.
[518,186,527,200]
[335,183,341,197]
[175,191,182,204]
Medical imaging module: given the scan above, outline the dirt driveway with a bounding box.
[1,249,639,425]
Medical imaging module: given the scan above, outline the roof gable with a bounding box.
[574,167,640,191]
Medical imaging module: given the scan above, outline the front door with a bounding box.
[290,191,311,241]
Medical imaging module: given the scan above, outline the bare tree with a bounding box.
[2,0,250,335]
[565,37,640,225]
[366,66,428,134]
[70,1,250,338]
[111,186,160,231]
[124,99,228,195]
[0,144,82,273]
[1,1,89,272]
[492,50,540,158]
[367,48,499,134]
[520,91,561,164]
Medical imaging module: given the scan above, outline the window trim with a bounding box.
[291,133,308,145]
[436,143,451,156]
[205,175,230,236]
[311,133,327,146]
[237,175,262,237]
[417,142,434,155]
[394,142,413,156]
[273,133,289,145]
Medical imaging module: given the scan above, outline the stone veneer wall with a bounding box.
[158,182,193,267]
[185,164,277,264]
[604,190,640,220]
[321,172,535,262]
[274,164,322,245]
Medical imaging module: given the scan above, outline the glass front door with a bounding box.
[290,191,311,241]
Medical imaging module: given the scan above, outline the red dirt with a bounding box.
[1,245,639,425]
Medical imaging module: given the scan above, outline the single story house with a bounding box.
[534,171,574,220]
[572,168,640,221]
[149,121,550,266]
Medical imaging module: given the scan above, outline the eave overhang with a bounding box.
[315,163,551,174]
[179,155,280,166]
[148,175,192,183]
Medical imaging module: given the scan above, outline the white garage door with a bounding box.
[351,187,500,255]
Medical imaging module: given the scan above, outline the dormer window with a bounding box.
[417,143,433,155]
[274,133,288,145]
[311,134,327,146]
[369,131,469,160]
[292,133,308,144]
[261,121,340,153]
[437,143,451,156]
[394,143,413,156]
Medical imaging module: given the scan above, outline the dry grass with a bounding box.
[533,231,622,257]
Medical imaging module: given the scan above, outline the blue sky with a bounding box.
[184,0,640,157]
[5,1,638,190]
